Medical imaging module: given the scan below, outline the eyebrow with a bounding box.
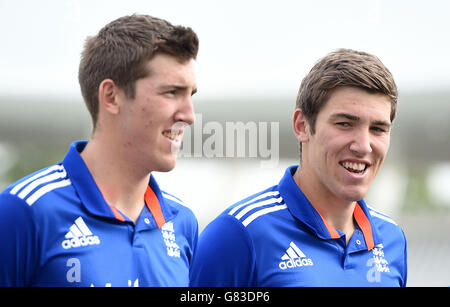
[160,84,197,95]
[330,113,391,127]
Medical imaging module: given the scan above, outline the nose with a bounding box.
[349,129,372,156]
[175,96,196,125]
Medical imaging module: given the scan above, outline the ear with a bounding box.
[98,79,120,115]
[292,108,310,142]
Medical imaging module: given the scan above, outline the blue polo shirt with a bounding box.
[0,141,198,286]
[190,166,407,287]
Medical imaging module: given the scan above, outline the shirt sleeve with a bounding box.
[184,207,199,267]
[189,215,256,287]
[401,229,408,287]
[0,192,40,286]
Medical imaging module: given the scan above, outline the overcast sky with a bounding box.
[1,0,449,100]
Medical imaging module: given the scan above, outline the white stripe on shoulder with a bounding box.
[369,210,398,225]
[17,167,67,200]
[367,206,398,225]
[10,164,64,195]
[228,190,287,227]
[228,191,280,216]
[26,179,72,206]
[234,196,283,220]
[242,204,287,227]
[162,191,186,206]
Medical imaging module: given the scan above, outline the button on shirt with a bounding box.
[190,166,407,287]
[0,141,198,286]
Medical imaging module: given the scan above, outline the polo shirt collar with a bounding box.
[62,140,177,228]
[278,165,378,250]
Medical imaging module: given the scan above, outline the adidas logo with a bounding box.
[279,241,314,270]
[62,217,100,249]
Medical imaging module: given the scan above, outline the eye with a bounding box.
[371,126,388,133]
[161,89,179,98]
[336,122,351,127]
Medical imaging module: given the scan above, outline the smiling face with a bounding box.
[117,53,197,173]
[294,86,392,203]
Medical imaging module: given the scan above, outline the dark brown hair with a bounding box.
[78,14,199,127]
[296,48,398,134]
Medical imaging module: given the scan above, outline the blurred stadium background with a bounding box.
[1,0,449,286]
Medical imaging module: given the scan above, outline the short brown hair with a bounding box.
[296,48,398,134]
[78,14,199,127]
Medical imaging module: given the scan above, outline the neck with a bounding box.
[80,134,150,223]
[293,165,356,243]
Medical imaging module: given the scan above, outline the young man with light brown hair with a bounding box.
[0,14,199,286]
[191,49,407,287]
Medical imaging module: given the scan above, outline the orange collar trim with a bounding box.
[353,203,375,250]
[317,202,375,250]
[144,186,166,229]
[317,211,341,239]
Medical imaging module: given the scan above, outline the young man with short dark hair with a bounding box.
[190,49,407,287]
[0,14,199,287]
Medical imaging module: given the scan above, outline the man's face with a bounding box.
[118,53,197,173]
[299,86,392,202]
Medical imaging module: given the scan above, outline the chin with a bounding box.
[154,159,177,173]
[340,189,367,202]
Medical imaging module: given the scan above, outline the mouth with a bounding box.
[162,130,183,142]
[339,160,370,175]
